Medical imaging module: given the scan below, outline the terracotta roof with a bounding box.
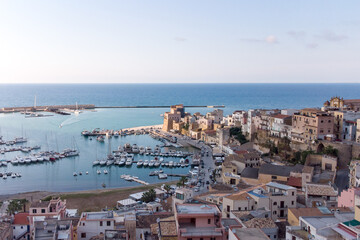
[13,212,29,225]
[306,183,338,196]
[243,218,277,229]
[231,211,252,221]
[287,176,302,188]
[30,201,49,208]
[227,192,252,201]
[272,114,291,119]
[288,208,325,221]
[159,220,177,236]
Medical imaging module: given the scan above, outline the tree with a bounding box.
[163,184,171,194]
[322,146,338,157]
[177,176,188,188]
[7,199,25,215]
[141,189,156,203]
[230,127,248,144]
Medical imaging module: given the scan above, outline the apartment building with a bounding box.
[175,203,225,240]
[77,211,116,240]
[162,104,184,132]
[292,108,334,143]
[222,182,296,220]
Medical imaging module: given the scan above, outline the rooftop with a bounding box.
[306,183,338,196]
[176,204,219,215]
[226,192,252,201]
[266,181,296,190]
[230,227,270,240]
[159,220,177,237]
[84,211,114,220]
[243,218,277,229]
[221,218,241,228]
[30,201,50,208]
[241,167,259,179]
[259,163,303,177]
[13,212,30,225]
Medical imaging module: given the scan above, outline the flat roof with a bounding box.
[266,181,296,190]
[176,204,219,215]
[85,211,113,220]
[231,228,270,240]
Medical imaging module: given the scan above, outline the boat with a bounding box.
[143,160,149,167]
[103,169,108,174]
[32,145,41,150]
[16,173,21,177]
[97,136,105,142]
[24,158,31,164]
[73,172,77,176]
[119,158,126,166]
[149,160,155,167]
[93,160,100,165]
[125,159,132,166]
[145,146,152,154]
[120,174,130,179]
[14,137,27,144]
[132,144,139,153]
[113,132,119,138]
[106,160,114,166]
[2,174,7,179]
[124,143,132,152]
[79,172,83,175]
[161,162,165,167]
[11,173,17,178]
[165,162,169,167]
[11,159,19,165]
[158,173,167,179]
[169,161,174,167]
[181,163,185,167]
[86,171,89,175]
[154,161,160,167]
[99,159,107,165]
[137,159,143,167]
[97,170,101,174]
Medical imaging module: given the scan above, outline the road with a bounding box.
[164,132,216,195]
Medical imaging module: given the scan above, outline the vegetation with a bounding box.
[177,176,188,187]
[290,150,314,165]
[182,123,190,131]
[141,189,156,203]
[42,196,53,201]
[322,145,338,157]
[230,127,248,144]
[163,184,171,194]
[7,199,28,215]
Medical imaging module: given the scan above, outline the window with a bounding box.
[245,207,247,210]
[107,221,111,226]
[227,205,230,212]
[273,202,277,206]
[100,221,103,226]
[292,201,294,205]
[292,192,294,196]
[32,209,37,214]
[273,211,277,214]
[41,209,46,213]
[272,176,277,180]
[20,226,23,229]
[208,219,211,224]
[82,222,85,226]
[238,207,241,211]
[81,233,86,238]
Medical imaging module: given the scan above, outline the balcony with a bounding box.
[179,223,223,237]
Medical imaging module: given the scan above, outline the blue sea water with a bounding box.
[0,83,359,194]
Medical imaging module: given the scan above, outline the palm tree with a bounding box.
[177,176,187,187]
[164,184,171,194]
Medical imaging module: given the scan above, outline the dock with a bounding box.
[95,105,225,109]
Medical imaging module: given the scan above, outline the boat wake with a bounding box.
[59,117,81,128]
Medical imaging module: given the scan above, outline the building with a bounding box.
[29,197,67,231]
[33,219,73,240]
[269,114,292,138]
[292,108,334,143]
[162,105,184,132]
[222,182,297,220]
[349,160,360,188]
[0,222,12,240]
[324,96,360,111]
[333,110,360,140]
[305,183,338,207]
[338,188,360,208]
[77,211,116,240]
[150,216,177,240]
[136,213,173,240]
[229,227,270,240]
[357,119,360,143]
[258,163,304,184]
[175,203,225,240]
[242,218,278,240]
[12,212,30,240]
[206,109,224,124]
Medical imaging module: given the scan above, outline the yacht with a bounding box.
[169,161,174,167]
[145,146,152,154]
[139,146,145,154]
[119,158,126,166]
[124,143,132,152]
[99,159,107,166]
[137,159,143,167]
[149,160,155,167]
[143,160,149,167]
[154,161,160,167]
[106,160,114,166]
[125,159,132,166]
[93,160,100,165]
[132,144,139,153]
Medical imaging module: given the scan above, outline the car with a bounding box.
[194,187,200,192]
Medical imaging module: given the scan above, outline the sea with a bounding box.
[0,83,359,194]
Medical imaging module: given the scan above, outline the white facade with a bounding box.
[12,224,28,240]
[77,212,115,240]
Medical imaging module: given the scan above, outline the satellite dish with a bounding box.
[43,222,48,226]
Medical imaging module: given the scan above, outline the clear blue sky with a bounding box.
[0,1,359,83]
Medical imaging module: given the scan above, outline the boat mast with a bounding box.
[34,95,37,110]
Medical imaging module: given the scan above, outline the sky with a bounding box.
[0,1,360,84]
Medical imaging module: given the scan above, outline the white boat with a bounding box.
[158,173,167,179]
[143,160,149,167]
[11,173,17,178]
[43,156,50,161]
[145,146,152,153]
[180,158,185,164]
[132,144,139,153]
[125,159,132,166]
[139,146,145,154]
[181,163,185,167]
[86,171,89,175]
[16,173,21,177]
[154,161,160,167]
[137,160,143,167]
[161,162,165,167]
[119,158,126,166]
[93,160,100,165]
[106,160,114,166]
[73,172,78,176]
[2,174,7,179]
[169,161,174,167]
[11,159,19,165]
[120,174,130,179]
[165,162,169,167]
[24,158,31,164]
[14,137,27,144]
[103,169,108,174]
[97,170,101,174]
[149,160,155,167]
[99,160,107,165]
[30,156,37,163]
